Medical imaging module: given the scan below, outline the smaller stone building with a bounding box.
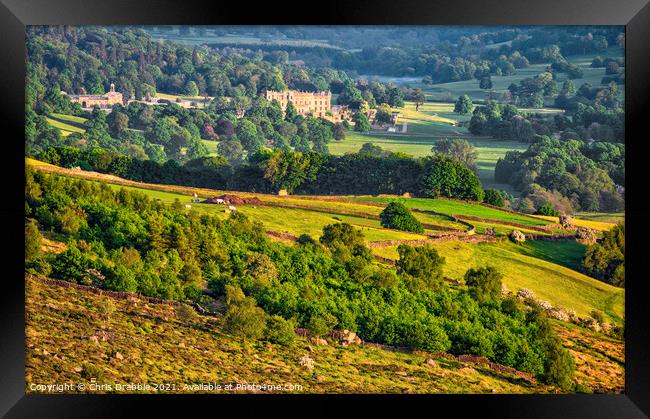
[65,83,123,110]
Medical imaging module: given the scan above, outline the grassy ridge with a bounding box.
[371,241,624,325]
[104,183,430,243]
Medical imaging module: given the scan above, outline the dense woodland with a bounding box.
[26,26,625,213]
[193,26,623,81]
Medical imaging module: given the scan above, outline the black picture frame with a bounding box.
[1,0,648,416]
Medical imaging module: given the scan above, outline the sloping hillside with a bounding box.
[26,275,549,394]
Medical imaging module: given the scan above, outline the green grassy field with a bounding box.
[493,240,587,271]
[344,196,549,227]
[201,139,219,155]
[371,240,624,325]
[46,113,87,136]
[29,161,623,327]
[156,92,213,109]
[574,212,625,225]
[329,101,528,193]
[147,29,339,49]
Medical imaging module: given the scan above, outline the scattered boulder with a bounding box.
[509,230,526,243]
[89,336,99,344]
[559,214,575,229]
[581,317,602,333]
[548,307,570,322]
[576,227,597,244]
[298,355,315,370]
[337,330,362,346]
[424,358,438,367]
[114,352,124,361]
[516,288,535,303]
[310,337,328,346]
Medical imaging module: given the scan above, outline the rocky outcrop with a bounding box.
[559,214,575,229]
[203,194,263,206]
[298,355,314,370]
[331,329,362,346]
[509,230,526,243]
[576,227,597,244]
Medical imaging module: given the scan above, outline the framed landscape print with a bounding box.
[1,0,649,416]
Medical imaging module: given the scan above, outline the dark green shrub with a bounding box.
[535,203,560,216]
[397,244,445,292]
[380,202,424,233]
[264,315,296,346]
[464,266,503,303]
[51,245,89,282]
[483,189,505,207]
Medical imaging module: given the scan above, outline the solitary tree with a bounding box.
[223,285,267,343]
[454,95,474,114]
[332,122,346,141]
[412,88,426,111]
[479,76,493,90]
[432,138,478,172]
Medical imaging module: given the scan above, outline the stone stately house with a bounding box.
[64,83,124,110]
[265,89,332,118]
[265,89,351,122]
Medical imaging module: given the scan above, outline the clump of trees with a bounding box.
[495,136,624,213]
[419,155,484,201]
[582,223,624,287]
[380,202,424,233]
